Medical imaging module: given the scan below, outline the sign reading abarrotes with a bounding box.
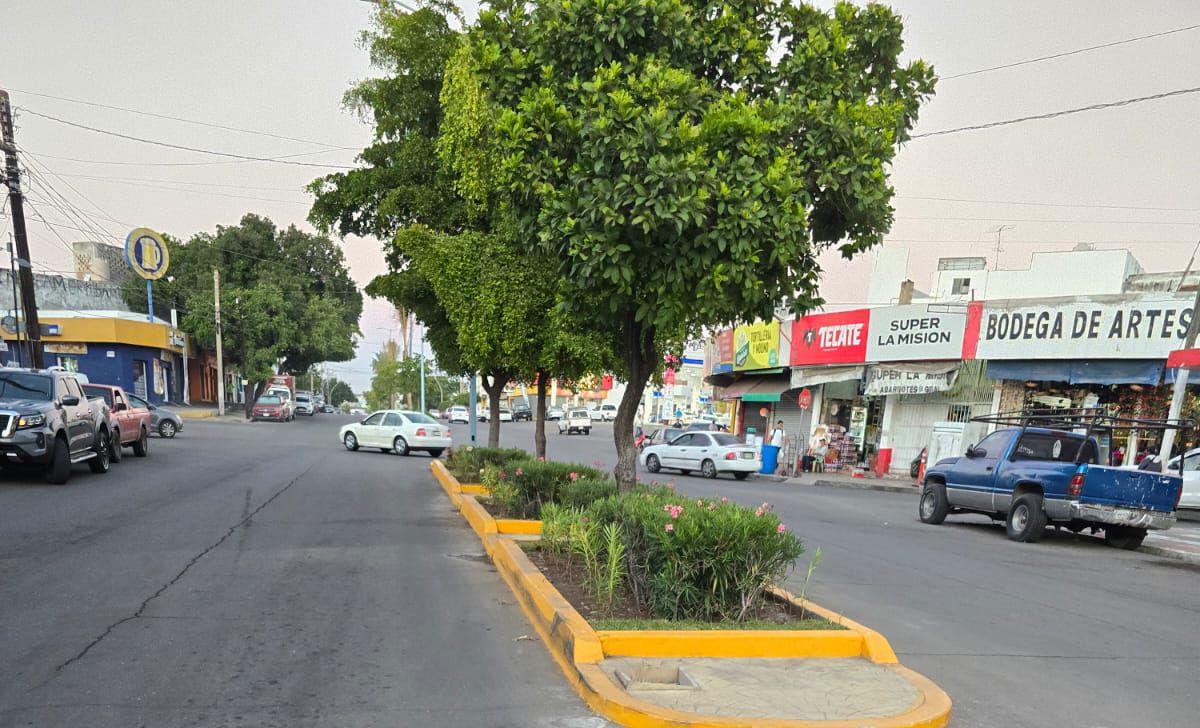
[125,227,170,280]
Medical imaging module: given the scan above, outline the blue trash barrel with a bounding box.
[760,444,780,475]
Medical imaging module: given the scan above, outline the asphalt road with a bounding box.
[0,415,606,728]
[462,420,1200,728]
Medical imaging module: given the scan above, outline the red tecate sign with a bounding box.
[790,310,870,365]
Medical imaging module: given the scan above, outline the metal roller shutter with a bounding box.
[773,392,813,476]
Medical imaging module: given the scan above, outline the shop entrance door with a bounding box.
[132,361,148,399]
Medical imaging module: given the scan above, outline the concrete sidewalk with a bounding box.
[1144,522,1200,564]
[755,470,921,495]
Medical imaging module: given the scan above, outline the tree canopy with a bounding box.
[121,214,362,411]
[457,0,934,486]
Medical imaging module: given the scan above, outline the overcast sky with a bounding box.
[4,1,1198,391]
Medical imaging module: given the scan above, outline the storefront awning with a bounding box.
[742,377,792,402]
[986,359,1167,386]
[714,374,791,401]
[790,366,865,389]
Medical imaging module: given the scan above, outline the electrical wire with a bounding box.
[13,106,360,170]
[942,23,1200,80]
[895,194,1200,214]
[20,147,352,168]
[910,86,1200,139]
[48,171,311,193]
[55,174,313,206]
[5,88,359,151]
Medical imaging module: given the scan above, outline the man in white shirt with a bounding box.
[770,420,785,448]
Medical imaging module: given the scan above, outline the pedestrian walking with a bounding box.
[770,420,785,448]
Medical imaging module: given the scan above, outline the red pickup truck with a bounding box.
[82,384,150,461]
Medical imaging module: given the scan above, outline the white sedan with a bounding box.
[340,410,450,457]
[641,431,759,480]
[1167,448,1200,509]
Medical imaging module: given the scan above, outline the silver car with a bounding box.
[127,393,184,438]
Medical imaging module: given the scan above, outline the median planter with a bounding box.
[429,460,951,727]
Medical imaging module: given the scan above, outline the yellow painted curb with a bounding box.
[177,410,215,419]
[496,519,542,535]
[460,484,491,495]
[430,460,463,509]
[596,629,863,659]
[428,462,952,728]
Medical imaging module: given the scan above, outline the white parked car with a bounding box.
[448,405,470,424]
[641,431,759,480]
[1168,448,1200,509]
[294,393,314,416]
[589,404,617,421]
[340,410,450,457]
[558,408,592,435]
[499,408,513,422]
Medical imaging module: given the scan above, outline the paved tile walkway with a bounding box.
[602,657,918,721]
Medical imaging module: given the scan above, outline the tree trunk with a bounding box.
[613,320,656,492]
[481,372,508,448]
[243,380,267,419]
[534,370,548,460]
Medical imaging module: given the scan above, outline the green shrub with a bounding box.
[558,476,617,509]
[446,446,528,481]
[481,460,605,518]
[584,491,804,622]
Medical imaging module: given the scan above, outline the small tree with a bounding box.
[467,0,934,488]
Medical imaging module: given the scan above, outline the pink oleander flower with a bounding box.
[754,506,764,517]
[664,523,674,532]
[498,471,507,480]
[720,496,729,504]
[568,471,579,481]
[664,504,684,519]
[537,455,546,462]
[777,523,788,533]
[515,467,524,476]
[663,505,672,513]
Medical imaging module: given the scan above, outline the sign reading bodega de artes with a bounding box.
[974,295,1195,360]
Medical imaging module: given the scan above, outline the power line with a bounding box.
[13,106,360,169]
[911,86,1200,139]
[897,214,1200,225]
[48,171,311,193]
[896,194,1200,213]
[58,174,313,206]
[942,23,1200,80]
[20,147,350,167]
[5,88,359,150]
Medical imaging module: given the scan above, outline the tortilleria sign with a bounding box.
[974,295,1194,360]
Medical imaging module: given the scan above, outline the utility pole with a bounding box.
[236,296,248,416]
[1159,272,1200,464]
[468,374,478,445]
[0,90,43,368]
[214,269,225,416]
[418,320,426,413]
[7,234,21,366]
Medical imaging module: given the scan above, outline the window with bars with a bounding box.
[947,404,972,422]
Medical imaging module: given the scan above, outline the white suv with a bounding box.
[559,408,592,435]
[589,404,617,421]
[448,405,470,424]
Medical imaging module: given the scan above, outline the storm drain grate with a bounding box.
[615,665,700,691]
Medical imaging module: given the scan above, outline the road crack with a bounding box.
[34,465,313,687]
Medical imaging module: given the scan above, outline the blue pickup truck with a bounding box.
[920,425,1183,549]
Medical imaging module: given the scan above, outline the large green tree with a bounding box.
[122,214,361,414]
[462,0,934,488]
[314,1,610,453]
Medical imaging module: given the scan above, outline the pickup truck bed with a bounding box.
[922,426,1182,550]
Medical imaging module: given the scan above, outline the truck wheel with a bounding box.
[701,459,718,479]
[646,454,661,473]
[1105,526,1147,550]
[133,428,149,457]
[44,436,71,485]
[919,483,950,524]
[88,430,112,474]
[1006,494,1047,543]
[110,427,123,463]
